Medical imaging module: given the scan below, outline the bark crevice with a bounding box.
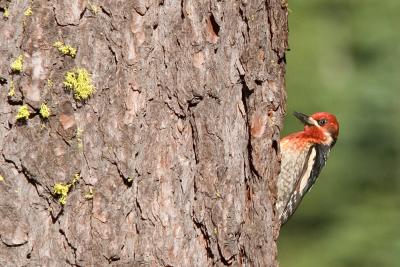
[59,229,80,267]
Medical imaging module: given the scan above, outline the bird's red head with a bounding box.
[293,111,339,146]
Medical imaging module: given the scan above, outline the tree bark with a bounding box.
[0,0,287,266]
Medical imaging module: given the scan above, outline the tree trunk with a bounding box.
[0,0,287,266]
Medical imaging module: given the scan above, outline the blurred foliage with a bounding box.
[278,0,400,266]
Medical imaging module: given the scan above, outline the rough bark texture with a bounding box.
[0,0,287,266]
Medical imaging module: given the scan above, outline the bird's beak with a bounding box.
[293,111,314,126]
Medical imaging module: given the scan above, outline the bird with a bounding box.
[276,111,339,225]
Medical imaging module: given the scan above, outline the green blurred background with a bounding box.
[278,0,400,266]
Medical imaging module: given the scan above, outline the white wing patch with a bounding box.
[299,147,317,194]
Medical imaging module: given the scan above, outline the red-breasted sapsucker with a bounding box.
[276,111,339,225]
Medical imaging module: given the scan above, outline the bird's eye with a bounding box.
[318,119,327,126]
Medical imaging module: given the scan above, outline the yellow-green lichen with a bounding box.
[0,175,4,182]
[84,188,94,200]
[213,228,218,235]
[3,7,9,18]
[88,2,100,14]
[24,7,32,16]
[8,80,15,97]
[39,103,50,119]
[53,41,63,47]
[63,68,95,101]
[72,173,80,185]
[53,173,81,205]
[16,105,30,120]
[47,79,54,88]
[53,41,77,58]
[11,55,24,73]
[53,183,71,205]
